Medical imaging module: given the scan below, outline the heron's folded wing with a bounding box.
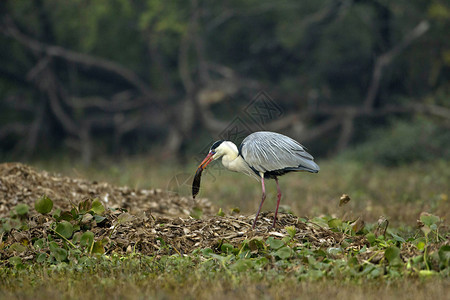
[240,131,319,173]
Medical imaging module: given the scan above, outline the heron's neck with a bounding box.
[220,148,239,170]
[221,150,259,181]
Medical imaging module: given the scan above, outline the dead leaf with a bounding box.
[339,194,351,207]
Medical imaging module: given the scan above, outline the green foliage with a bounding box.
[91,199,105,215]
[385,246,401,265]
[1,196,111,265]
[55,221,74,239]
[80,232,95,248]
[0,206,449,298]
[342,119,450,166]
[2,193,447,278]
[14,204,29,216]
[35,195,53,214]
[1,0,448,162]
[266,237,285,250]
[190,207,203,220]
[216,208,225,217]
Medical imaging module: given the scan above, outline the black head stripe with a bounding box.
[210,140,224,151]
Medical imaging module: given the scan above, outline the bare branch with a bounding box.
[69,95,147,112]
[301,117,342,142]
[2,17,153,96]
[336,114,355,153]
[46,76,79,136]
[0,122,28,140]
[24,100,46,157]
[364,20,430,111]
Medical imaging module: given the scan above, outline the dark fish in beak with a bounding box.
[192,151,214,198]
[192,167,203,198]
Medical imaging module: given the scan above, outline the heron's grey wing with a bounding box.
[240,131,319,173]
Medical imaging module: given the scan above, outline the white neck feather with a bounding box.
[215,141,259,181]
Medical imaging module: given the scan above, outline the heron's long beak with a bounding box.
[197,151,215,171]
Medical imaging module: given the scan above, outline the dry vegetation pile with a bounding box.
[0,163,433,266]
[0,162,213,218]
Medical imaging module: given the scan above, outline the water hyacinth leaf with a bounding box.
[274,247,292,259]
[36,252,47,263]
[49,241,59,253]
[8,256,22,266]
[328,218,342,229]
[80,231,94,248]
[91,199,105,215]
[92,241,105,254]
[34,238,47,249]
[420,213,440,227]
[230,259,253,272]
[9,242,27,253]
[52,247,68,261]
[385,246,401,265]
[2,221,12,232]
[266,237,284,250]
[14,204,29,215]
[201,248,213,256]
[35,195,53,214]
[94,215,106,223]
[72,232,83,244]
[220,243,234,254]
[366,232,376,245]
[390,232,406,243]
[55,221,74,239]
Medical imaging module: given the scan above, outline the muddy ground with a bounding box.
[1,163,421,262]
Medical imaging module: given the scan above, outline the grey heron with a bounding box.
[193,131,319,229]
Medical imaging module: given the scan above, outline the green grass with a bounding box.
[1,250,449,300]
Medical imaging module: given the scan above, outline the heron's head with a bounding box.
[197,140,237,170]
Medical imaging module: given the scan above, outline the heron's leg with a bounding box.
[252,173,266,229]
[272,177,282,228]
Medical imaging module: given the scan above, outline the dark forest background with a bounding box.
[1,0,449,165]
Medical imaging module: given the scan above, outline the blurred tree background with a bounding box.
[0,0,449,165]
